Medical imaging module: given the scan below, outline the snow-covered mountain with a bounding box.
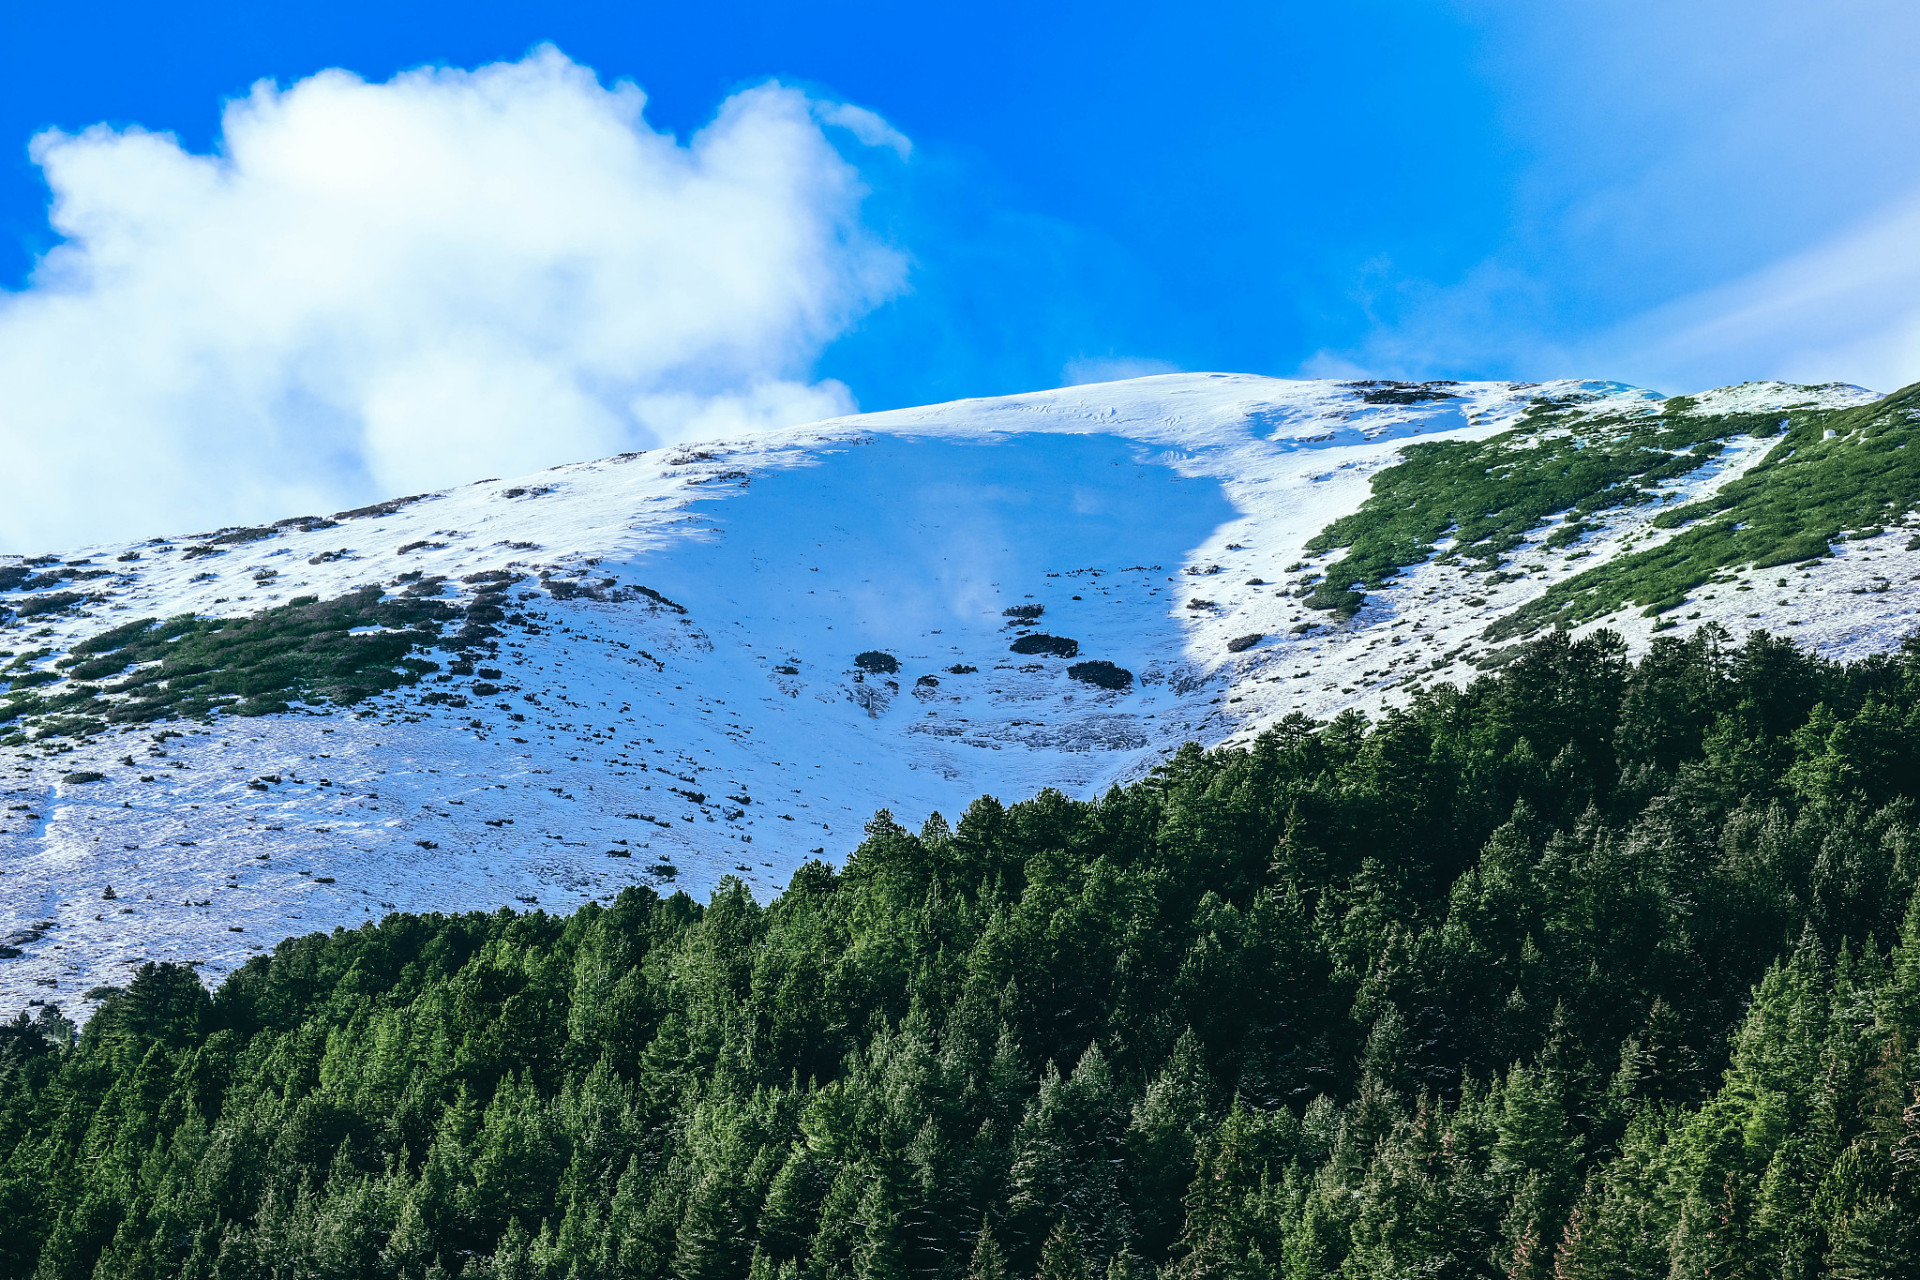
[4,372,1917,1018]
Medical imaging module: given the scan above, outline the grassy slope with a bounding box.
[1297,382,1920,639]
[0,589,461,743]
[1488,382,1920,638]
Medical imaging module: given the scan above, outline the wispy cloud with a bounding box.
[1304,1,1920,394]
[1588,190,1920,395]
[0,46,905,551]
[1058,356,1178,386]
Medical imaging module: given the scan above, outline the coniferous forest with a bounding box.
[7,626,1920,1280]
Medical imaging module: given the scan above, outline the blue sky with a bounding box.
[3,0,1920,547]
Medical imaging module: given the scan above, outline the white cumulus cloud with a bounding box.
[0,46,906,551]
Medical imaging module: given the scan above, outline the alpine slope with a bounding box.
[2,372,1916,1018]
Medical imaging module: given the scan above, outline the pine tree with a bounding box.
[1125,1030,1215,1258]
[967,1219,1010,1280]
[1491,1064,1581,1276]
[852,1157,910,1280]
[1038,1220,1092,1280]
[758,1144,821,1263]
[673,1167,744,1280]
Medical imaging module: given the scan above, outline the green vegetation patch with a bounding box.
[1009,632,1080,657]
[1067,657,1133,688]
[1488,381,1920,638]
[0,588,459,738]
[1299,388,1804,615]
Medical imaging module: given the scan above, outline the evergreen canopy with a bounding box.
[5,625,1920,1279]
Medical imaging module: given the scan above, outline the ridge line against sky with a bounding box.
[2,1,1920,549]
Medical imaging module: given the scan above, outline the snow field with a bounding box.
[3,372,1915,1018]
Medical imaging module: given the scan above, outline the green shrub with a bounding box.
[1067,658,1133,688]
[210,527,275,545]
[14,592,88,619]
[1010,634,1079,658]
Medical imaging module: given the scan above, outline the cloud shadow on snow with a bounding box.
[636,432,1240,681]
